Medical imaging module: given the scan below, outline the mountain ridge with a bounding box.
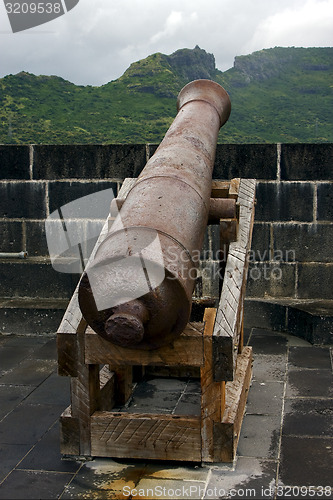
[0,46,332,144]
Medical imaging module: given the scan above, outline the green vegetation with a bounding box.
[0,46,332,144]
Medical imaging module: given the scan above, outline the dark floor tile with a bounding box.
[0,336,10,347]
[22,373,70,406]
[206,458,278,499]
[29,338,57,360]
[246,381,284,415]
[286,369,333,398]
[174,393,201,415]
[0,404,64,445]
[237,414,281,458]
[0,336,47,348]
[279,436,333,486]
[128,389,181,413]
[0,359,57,386]
[249,330,288,355]
[283,398,333,437]
[252,354,287,382]
[0,347,31,374]
[0,385,35,419]
[185,379,201,394]
[18,423,80,473]
[288,347,332,369]
[0,444,31,482]
[0,469,73,499]
[145,378,188,392]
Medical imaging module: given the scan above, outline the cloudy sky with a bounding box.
[0,0,332,86]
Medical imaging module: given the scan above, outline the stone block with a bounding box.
[0,221,23,253]
[25,221,49,257]
[246,262,296,298]
[250,223,271,262]
[48,180,117,215]
[213,144,277,180]
[255,182,314,222]
[297,263,333,299]
[0,261,78,299]
[0,145,30,180]
[317,182,333,221]
[280,143,333,180]
[0,181,46,219]
[287,304,333,345]
[273,223,332,263]
[0,298,68,335]
[244,299,287,332]
[33,144,147,180]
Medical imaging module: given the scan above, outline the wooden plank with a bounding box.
[85,323,204,367]
[99,366,116,411]
[70,329,100,456]
[110,366,133,406]
[57,331,78,377]
[229,178,240,199]
[213,179,256,382]
[200,308,226,462]
[90,412,202,461]
[213,346,252,462]
[59,407,80,456]
[211,180,230,198]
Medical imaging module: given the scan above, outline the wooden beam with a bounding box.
[90,412,202,461]
[213,346,252,462]
[200,308,226,462]
[85,322,205,367]
[213,179,256,382]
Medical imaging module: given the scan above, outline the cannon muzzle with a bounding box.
[78,79,231,349]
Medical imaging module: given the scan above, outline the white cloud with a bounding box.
[245,0,333,53]
[0,0,332,85]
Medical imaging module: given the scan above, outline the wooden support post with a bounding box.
[201,308,225,462]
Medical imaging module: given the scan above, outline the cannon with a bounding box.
[78,79,231,350]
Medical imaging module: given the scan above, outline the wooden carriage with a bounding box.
[57,177,255,463]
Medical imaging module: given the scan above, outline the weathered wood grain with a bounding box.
[59,407,80,456]
[213,346,252,462]
[90,412,202,461]
[57,331,78,377]
[200,308,226,462]
[99,365,116,411]
[213,179,256,382]
[85,323,204,367]
[211,180,230,198]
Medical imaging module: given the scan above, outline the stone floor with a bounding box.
[0,328,332,499]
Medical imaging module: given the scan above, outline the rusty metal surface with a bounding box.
[78,79,231,350]
[208,198,236,223]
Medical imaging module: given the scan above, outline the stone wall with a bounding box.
[0,143,332,308]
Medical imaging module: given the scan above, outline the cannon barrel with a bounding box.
[78,79,231,350]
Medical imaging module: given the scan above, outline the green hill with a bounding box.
[0,46,332,144]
